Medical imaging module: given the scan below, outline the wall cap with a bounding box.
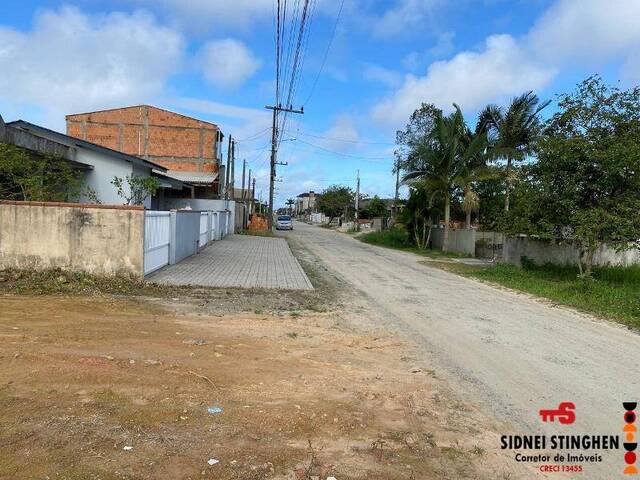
[0,200,144,211]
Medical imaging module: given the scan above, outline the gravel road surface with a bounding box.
[282,222,640,478]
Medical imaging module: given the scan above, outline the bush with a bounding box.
[470,263,640,328]
[360,228,412,249]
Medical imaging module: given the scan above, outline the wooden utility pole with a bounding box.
[355,169,360,232]
[393,157,400,219]
[265,104,304,230]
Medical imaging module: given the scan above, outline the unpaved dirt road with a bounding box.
[282,222,640,477]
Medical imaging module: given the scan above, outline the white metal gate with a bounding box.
[144,211,171,275]
[199,211,209,248]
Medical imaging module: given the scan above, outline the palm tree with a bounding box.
[402,105,487,251]
[286,198,295,216]
[477,91,550,211]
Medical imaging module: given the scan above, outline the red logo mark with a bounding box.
[539,402,576,424]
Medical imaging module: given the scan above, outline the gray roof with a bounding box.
[7,120,167,172]
[154,170,218,185]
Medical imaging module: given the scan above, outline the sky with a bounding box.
[1,0,639,208]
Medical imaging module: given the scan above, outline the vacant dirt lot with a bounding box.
[0,294,530,479]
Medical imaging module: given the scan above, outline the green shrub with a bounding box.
[360,228,412,249]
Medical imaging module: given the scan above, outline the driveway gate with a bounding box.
[144,211,171,275]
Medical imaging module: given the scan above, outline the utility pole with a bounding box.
[225,135,232,200]
[230,140,236,200]
[393,157,400,220]
[242,169,251,200]
[265,104,304,230]
[251,177,256,215]
[355,169,360,232]
[241,159,246,199]
[240,159,247,227]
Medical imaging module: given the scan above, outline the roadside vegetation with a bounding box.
[433,261,640,329]
[359,228,467,259]
[0,267,332,315]
[322,75,640,327]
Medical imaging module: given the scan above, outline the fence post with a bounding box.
[207,211,213,244]
[169,210,177,264]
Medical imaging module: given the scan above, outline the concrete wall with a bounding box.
[430,227,476,256]
[476,231,504,259]
[0,201,144,276]
[162,198,236,234]
[503,236,640,267]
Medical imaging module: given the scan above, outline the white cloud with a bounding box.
[429,31,455,57]
[372,0,442,38]
[362,64,403,87]
[198,39,261,89]
[372,34,555,126]
[401,31,455,71]
[371,0,640,128]
[528,0,640,63]
[319,114,361,152]
[140,0,273,30]
[175,98,269,123]
[0,6,184,126]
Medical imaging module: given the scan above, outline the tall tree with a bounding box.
[478,91,550,212]
[401,105,487,250]
[285,198,295,215]
[316,185,354,225]
[501,76,640,276]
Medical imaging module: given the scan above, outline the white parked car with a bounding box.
[276,215,293,230]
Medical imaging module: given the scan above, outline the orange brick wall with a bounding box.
[66,106,220,173]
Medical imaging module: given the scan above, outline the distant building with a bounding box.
[295,191,317,214]
[65,105,224,198]
[232,187,253,201]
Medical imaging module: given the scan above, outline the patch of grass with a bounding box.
[437,262,640,329]
[0,267,190,296]
[359,229,467,259]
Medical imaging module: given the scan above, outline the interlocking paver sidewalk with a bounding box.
[148,235,313,290]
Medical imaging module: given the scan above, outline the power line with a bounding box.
[278,0,315,148]
[290,138,392,161]
[287,129,395,145]
[304,0,344,105]
[234,127,272,143]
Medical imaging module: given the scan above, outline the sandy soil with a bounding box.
[0,295,528,480]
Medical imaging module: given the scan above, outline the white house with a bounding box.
[4,118,188,207]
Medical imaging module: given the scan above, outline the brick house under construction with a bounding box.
[66,105,224,198]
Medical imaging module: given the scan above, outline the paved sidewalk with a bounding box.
[148,235,313,290]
